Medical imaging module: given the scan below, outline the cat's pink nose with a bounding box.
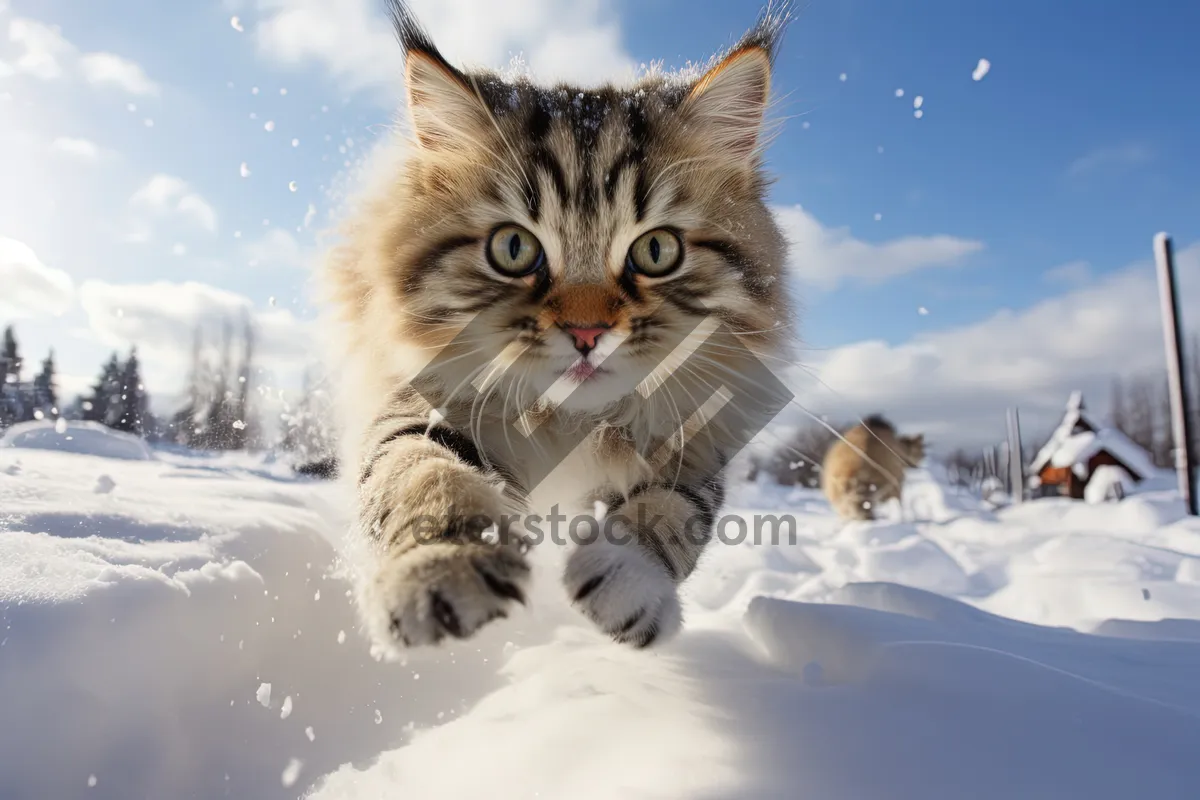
[561,324,609,354]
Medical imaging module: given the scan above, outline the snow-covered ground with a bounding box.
[3,424,1200,799]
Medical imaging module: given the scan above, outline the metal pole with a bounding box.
[1154,233,1198,515]
[1007,407,1024,503]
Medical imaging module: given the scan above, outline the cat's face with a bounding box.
[901,434,926,465]
[370,4,792,415]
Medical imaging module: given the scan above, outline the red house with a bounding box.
[1028,392,1155,500]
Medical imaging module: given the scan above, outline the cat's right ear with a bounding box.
[682,5,792,160]
[388,1,489,152]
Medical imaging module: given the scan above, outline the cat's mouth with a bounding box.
[564,359,607,382]
[538,355,629,411]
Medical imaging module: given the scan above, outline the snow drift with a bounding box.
[1,419,154,461]
[2,441,1200,799]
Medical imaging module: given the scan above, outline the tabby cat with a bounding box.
[323,1,795,651]
[820,415,926,521]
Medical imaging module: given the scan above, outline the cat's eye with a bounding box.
[627,229,683,277]
[487,224,544,277]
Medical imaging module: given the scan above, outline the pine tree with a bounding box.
[114,347,151,435]
[280,367,336,465]
[0,325,23,427]
[170,327,205,446]
[200,320,234,449]
[83,353,123,427]
[0,326,18,429]
[169,317,261,451]
[1,326,21,386]
[32,350,58,419]
[230,315,258,449]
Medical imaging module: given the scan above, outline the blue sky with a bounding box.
[2,0,1198,444]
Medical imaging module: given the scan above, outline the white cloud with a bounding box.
[253,0,634,94]
[79,52,159,95]
[7,17,74,80]
[78,279,314,388]
[130,174,186,206]
[243,228,309,269]
[50,136,103,160]
[130,174,218,233]
[3,14,159,96]
[0,236,75,318]
[175,195,218,232]
[795,243,1200,448]
[775,205,984,290]
[1067,143,1152,178]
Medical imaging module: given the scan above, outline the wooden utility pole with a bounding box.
[1006,407,1023,503]
[1154,233,1198,515]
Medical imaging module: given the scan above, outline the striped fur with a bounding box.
[323,2,795,651]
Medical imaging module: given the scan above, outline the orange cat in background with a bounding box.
[821,415,925,521]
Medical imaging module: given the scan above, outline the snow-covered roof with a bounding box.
[1029,393,1100,475]
[1050,431,1101,478]
[1030,394,1154,481]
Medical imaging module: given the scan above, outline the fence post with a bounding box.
[1154,233,1198,515]
[1006,407,1023,503]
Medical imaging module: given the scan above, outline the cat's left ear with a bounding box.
[684,9,788,159]
[388,1,490,152]
[404,51,491,152]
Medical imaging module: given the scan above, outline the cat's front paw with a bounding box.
[563,531,682,649]
[364,540,529,649]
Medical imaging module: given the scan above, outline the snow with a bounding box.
[281,758,303,788]
[1,419,154,461]
[1086,464,1135,503]
[3,446,1200,798]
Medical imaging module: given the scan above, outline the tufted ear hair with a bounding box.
[386,0,491,152]
[682,5,791,160]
